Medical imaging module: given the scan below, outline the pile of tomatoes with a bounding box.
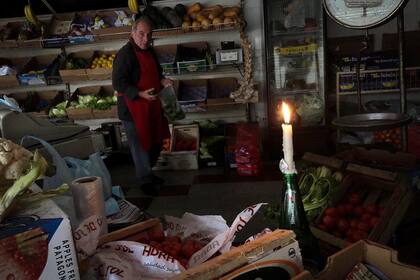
[373,128,401,149]
[316,193,385,243]
[140,231,205,269]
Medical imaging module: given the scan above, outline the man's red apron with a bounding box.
[118,49,170,151]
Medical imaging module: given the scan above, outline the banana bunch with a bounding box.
[24,4,39,25]
[128,0,139,14]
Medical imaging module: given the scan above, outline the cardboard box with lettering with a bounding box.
[0,195,80,280]
[317,240,420,280]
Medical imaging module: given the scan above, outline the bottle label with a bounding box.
[286,189,296,225]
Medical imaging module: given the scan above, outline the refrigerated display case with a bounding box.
[263,0,329,157]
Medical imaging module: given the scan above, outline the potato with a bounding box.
[182,21,191,31]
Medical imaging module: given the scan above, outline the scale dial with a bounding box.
[323,0,407,29]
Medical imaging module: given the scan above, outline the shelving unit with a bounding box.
[336,66,420,116]
[0,0,254,124]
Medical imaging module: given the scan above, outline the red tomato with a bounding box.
[181,240,196,259]
[322,215,336,229]
[345,229,354,239]
[370,217,380,229]
[348,193,362,205]
[138,237,149,244]
[377,207,385,216]
[192,241,204,253]
[337,205,347,216]
[361,213,371,222]
[317,224,328,232]
[165,236,182,244]
[352,231,365,242]
[149,230,165,242]
[357,221,370,232]
[344,203,354,215]
[354,206,364,217]
[325,207,338,217]
[350,219,358,228]
[179,258,188,268]
[337,218,350,233]
[365,204,377,215]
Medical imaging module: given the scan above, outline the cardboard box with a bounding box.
[0,193,80,280]
[311,165,412,248]
[0,57,22,88]
[317,240,420,280]
[177,42,209,74]
[59,50,93,82]
[86,50,116,80]
[178,79,208,111]
[18,54,59,86]
[68,85,117,119]
[172,230,297,280]
[88,9,133,41]
[220,239,303,280]
[207,78,238,105]
[154,44,178,75]
[43,13,75,47]
[167,124,199,170]
[0,22,18,48]
[335,146,418,172]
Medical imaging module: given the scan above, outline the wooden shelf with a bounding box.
[338,87,420,96]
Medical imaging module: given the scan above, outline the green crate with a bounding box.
[177,59,207,74]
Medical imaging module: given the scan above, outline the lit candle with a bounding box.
[280,102,296,174]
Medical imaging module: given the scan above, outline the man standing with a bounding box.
[112,16,172,196]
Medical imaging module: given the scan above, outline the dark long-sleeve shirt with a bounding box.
[112,40,163,121]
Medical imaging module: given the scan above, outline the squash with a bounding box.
[223,17,234,27]
[189,12,199,20]
[201,18,211,30]
[212,17,223,26]
[196,13,207,23]
[174,4,187,17]
[187,3,202,15]
[165,10,183,28]
[223,7,241,17]
[192,20,200,31]
[182,21,191,31]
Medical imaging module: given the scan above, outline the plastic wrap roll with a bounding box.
[71,176,108,235]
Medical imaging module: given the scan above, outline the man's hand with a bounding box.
[139,88,156,101]
[161,78,173,88]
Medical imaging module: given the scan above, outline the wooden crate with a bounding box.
[85,50,116,80]
[59,50,93,82]
[87,9,133,41]
[311,165,412,248]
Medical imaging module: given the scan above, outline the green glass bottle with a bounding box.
[280,173,323,271]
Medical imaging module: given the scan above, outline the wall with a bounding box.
[326,0,420,51]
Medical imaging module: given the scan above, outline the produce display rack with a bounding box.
[0,0,253,124]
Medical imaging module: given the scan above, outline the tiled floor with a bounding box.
[106,152,420,267]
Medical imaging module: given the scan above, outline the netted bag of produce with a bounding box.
[158,85,185,121]
[235,123,262,176]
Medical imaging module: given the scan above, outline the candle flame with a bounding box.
[282,102,291,124]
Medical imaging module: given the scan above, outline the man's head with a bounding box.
[131,16,153,50]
